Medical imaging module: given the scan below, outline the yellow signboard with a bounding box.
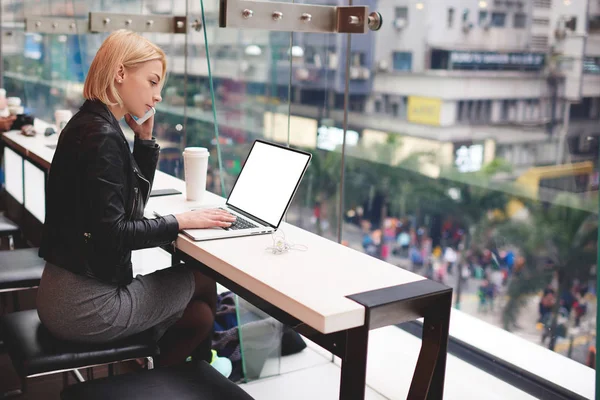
[263,112,318,148]
[407,96,442,126]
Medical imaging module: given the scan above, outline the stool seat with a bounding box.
[61,362,255,400]
[0,310,159,377]
[0,215,19,236]
[0,248,44,290]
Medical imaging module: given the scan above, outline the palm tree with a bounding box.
[414,159,514,308]
[494,194,597,350]
[299,148,343,236]
[300,136,433,237]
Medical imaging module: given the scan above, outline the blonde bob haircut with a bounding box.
[83,29,167,106]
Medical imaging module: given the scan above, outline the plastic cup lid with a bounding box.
[184,147,209,155]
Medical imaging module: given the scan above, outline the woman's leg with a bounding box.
[158,270,217,367]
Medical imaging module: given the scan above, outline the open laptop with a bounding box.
[156,140,311,241]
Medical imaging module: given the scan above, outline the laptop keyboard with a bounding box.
[220,209,258,230]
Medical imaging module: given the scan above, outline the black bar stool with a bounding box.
[0,248,44,313]
[61,361,256,400]
[0,215,20,250]
[0,248,44,353]
[0,310,159,397]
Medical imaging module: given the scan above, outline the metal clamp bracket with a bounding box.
[219,0,382,33]
[24,13,188,34]
[25,17,88,34]
[89,12,187,34]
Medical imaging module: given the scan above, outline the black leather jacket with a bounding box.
[39,100,179,285]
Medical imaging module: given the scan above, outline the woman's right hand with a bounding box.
[174,208,236,230]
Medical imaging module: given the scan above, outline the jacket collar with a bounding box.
[80,99,122,129]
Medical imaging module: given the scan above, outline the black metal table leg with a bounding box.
[408,291,452,400]
[11,292,19,312]
[108,363,115,377]
[339,325,370,400]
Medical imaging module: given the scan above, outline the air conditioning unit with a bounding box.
[239,61,249,73]
[377,60,390,72]
[349,67,370,80]
[554,17,575,40]
[393,18,407,30]
[462,21,474,33]
[359,67,371,80]
[577,135,596,154]
[295,67,310,81]
[313,54,323,68]
[328,53,339,69]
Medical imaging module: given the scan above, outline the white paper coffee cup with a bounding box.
[6,97,20,107]
[8,106,23,116]
[55,109,73,133]
[183,147,210,202]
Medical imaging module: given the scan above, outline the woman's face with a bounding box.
[117,59,163,118]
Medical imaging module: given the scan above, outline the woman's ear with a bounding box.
[115,64,125,83]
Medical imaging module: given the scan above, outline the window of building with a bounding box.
[462,9,469,22]
[593,98,600,119]
[383,94,391,114]
[374,99,382,113]
[399,97,408,119]
[514,13,527,28]
[468,100,478,121]
[392,52,412,71]
[391,103,399,117]
[570,97,594,120]
[524,99,537,120]
[350,98,365,112]
[502,99,518,121]
[590,15,600,34]
[533,17,550,26]
[584,57,600,74]
[395,6,408,20]
[351,52,365,67]
[468,100,493,123]
[304,46,317,64]
[533,0,551,8]
[447,8,455,28]
[458,100,473,122]
[478,11,488,26]
[565,16,577,31]
[491,12,506,27]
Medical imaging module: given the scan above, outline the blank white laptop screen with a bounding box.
[227,141,310,227]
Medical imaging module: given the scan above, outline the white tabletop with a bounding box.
[149,172,425,334]
[3,131,426,334]
[3,122,58,168]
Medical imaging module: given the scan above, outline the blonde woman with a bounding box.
[37,30,236,368]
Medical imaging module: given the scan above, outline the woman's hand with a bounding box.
[0,115,17,132]
[174,208,236,230]
[124,113,153,140]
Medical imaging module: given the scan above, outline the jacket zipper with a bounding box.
[131,187,139,219]
[133,168,151,205]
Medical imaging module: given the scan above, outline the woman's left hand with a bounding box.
[0,115,16,132]
[124,113,153,140]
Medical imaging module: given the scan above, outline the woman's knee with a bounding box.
[179,299,214,333]
[191,270,217,307]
